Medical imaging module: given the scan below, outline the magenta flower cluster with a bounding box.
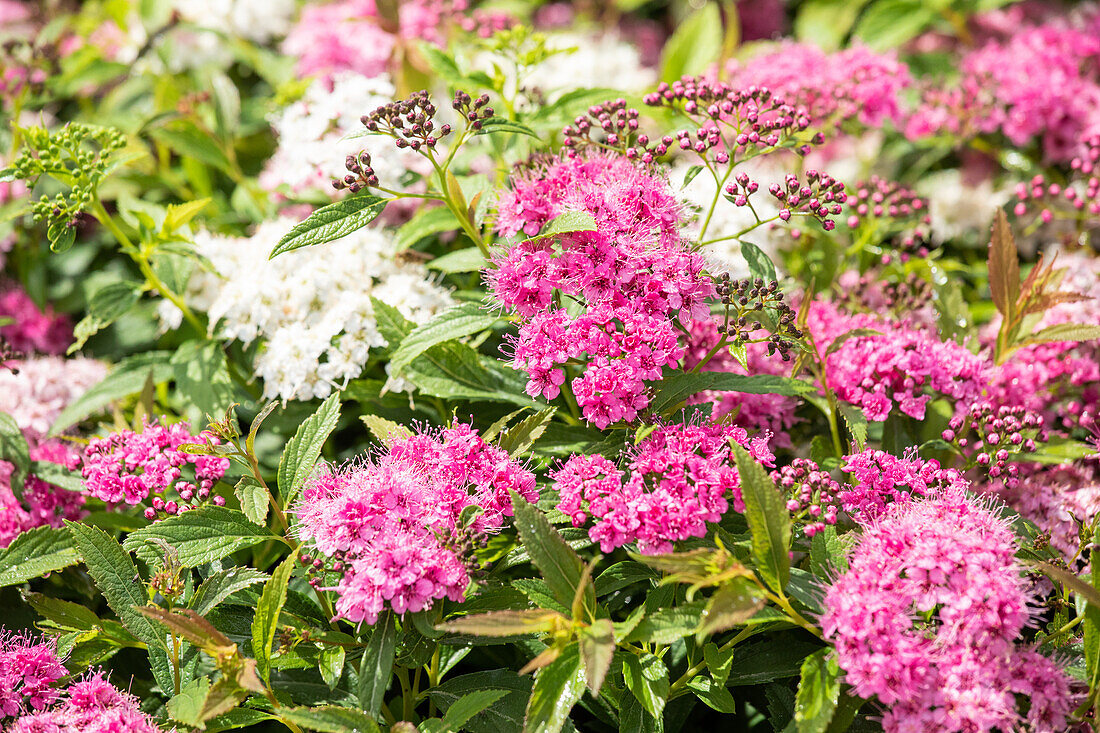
[725,42,912,129]
[839,449,966,523]
[552,423,773,554]
[810,300,988,422]
[0,286,71,357]
[78,419,229,516]
[9,672,162,733]
[0,631,66,719]
[294,424,536,625]
[823,490,1075,732]
[492,153,713,428]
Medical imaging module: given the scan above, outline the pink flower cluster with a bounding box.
[78,420,229,516]
[0,356,107,439]
[283,0,510,79]
[810,300,988,422]
[907,20,1100,161]
[0,631,66,719]
[0,287,72,356]
[682,318,800,444]
[492,153,713,428]
[0,440,85,548]
[840,449,966,523]
[724,42,912,129]
[294,424,536,624]
[552,423,773,554]
[823,490,1075,732]
[9,671,162,733]
[772,458,840,537]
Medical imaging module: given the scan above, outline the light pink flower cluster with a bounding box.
[0,287,72,356]
[840,449,966,523]
[907,21,1100,161]
[724,42,911,129]
[552,423,773,554]
[0,631,66,719]
[0,356,107,439]
[9,671,163,733]
[809,300,988,422]
[282,0,508,79]
[78,420,229,517]
[295,424,536,624]
[492,153,713,428]
[0,440,85,548]
[823,490,1075,732]
[682,318,800,444]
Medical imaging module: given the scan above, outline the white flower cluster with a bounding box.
[919,169,1011,244]
[261,72,427,197]
[523,32,657,95]
[161,220,454,401]
[173,0,298,44]
[0,357,108,438]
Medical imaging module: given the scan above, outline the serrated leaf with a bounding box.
[22,591,102,630]
[498,407,556,457]
[733,445,791,593]
[521,211,597,243]
[476,118,541,140]
[1022,323,1100,345]
[168,676,212,728]
[625,602,706,644]
[510,491,594,619]
[0,412,30,495]
[319,644,345,690]
[623,653,669,720]
[234,476,269,526]
[358,610,397,718]
[65,522,165,650]
[741,242,778,285]
[429,670,533,733]
[704,643,734,685]
[252,554,295,685]
[389,304,499,377]
[647,371,813,415]
[138,607,234,653]
[698,578,766,637]
[0,526,80,587]
[794,648,840,733]
[29,460,84,492]
[437,609,568,637]
[360,415,413,446]
[578,618,615,695]
[277,392,341,506]
[191,566,268,615]
[171,340,236,420]
[277,706,382,733]
[525,642,586,733]
[163,198,211,232]
[836,402,868,451]
[270,195,388,258]
[50,351,174,435]
[123,506,277,568]
[370,297,415,348]
[680,164,704,190]
[441,689,509,733]
[395,206,461,251]
[988,208,1020,320]
[686,676,737,713]
[68,281,141,352]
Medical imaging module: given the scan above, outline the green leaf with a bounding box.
[733,445,791,593]
[50,351,174,435]
[619,692,662,733]
[698,578,766,637]
[277,393,341,506]
[853,0,938,50]
[822,328,882,359]
[498,407,556,457]
[1022,323,1100,345]
[123,506,277,568]
[395,206,461,251]
[623,653,669,720]
[171,340,236,420]
[660,3,722,81]
[510,491,593,618]
[704,643,734,685]
[837,402,868,451]
[428,670,533,733]
[525,642,586,733]
[793,0,870,50]
[270,195,388,258]
[513,579,570,615]
[371,297,415,347]
[22,591,102,630]
[69,281,141,352]
[0,412,30,495]
[0,527,79,587]
[47,221,75,253]
[794,649,840,733]
[168,676,211,728]
[190,566,268,615]
[29,460,84,492]
[319,645,345,689]
[594,561,659,597]
[741,242,778,285]
[277,706,382,733]
[163,198,211,233]
[578,618,615,695]
[686,676,737,713]
[680,164,704,190]
[441,690,509,733]
[406,341,536,406]
[65,522,165,649]
[437,609,568,637]
[625,602,706,645]
[360,415,413,446]
[476,118,542,140]
[521,211,597,243]
[428,247,486,274]
[647,371,813,414]
[252,554,295,685]
[358,610,397,718]
[234,476,269,526]
[152,122,232,174]
[390,303,499,376]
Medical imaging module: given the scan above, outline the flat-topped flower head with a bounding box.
[8,671,163,732]
[0,631,66,719]
[294,424,536,624]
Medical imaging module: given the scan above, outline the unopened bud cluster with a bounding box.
[562,99,654,161]
[1012,137,1100,229]
[768,170,845,230]
[772,458,841,537]
[715,273,801,360]
[845,176,930,233]
[943,403,1046,486]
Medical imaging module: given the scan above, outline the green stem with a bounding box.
[698,165,735,243]
[691,336,728,374]
[668,625,757,697]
